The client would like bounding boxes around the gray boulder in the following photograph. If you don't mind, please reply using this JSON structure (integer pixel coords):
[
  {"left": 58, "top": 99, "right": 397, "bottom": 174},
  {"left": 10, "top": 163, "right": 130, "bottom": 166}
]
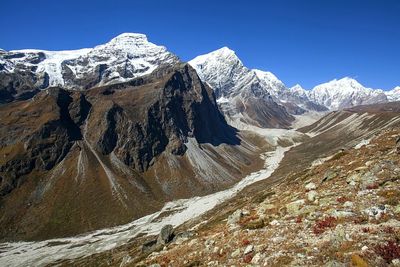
[{"left": 157, "top": 224, "right": 175, "bottom": 245}]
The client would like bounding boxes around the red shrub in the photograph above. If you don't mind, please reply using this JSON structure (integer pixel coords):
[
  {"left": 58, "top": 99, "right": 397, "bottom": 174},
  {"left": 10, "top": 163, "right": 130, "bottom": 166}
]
[
  {"left": 374, "top": 240, "right": 400, "bottom": 263},
  {"left": 362, "top": 227, "right": 370, "bottom": 233},
  {"left": 241, "top": 239, "right": 251, "bottom": 246},
  {"left": 337, "top": 196, "right": 349, "bottom": 203},
  {"left": 313, "top": 216, "right": 337, "bottom": 235},
  {"left": 295, "top": 216, "right": 302, "bottom": 223},
  {"left": 366, "top": 184, "right": 379, "bottom": 190},
  {"left": 243, "top": 253, "right": 254, "bottom": 263},
  {"left": 383, "top": 226, "right": 395, "bottom": 234}
]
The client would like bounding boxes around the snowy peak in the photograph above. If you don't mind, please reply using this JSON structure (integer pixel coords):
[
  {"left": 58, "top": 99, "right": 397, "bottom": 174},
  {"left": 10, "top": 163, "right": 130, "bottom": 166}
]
[
  {"left": 386, "top": 86, "right": 400, "bottom": 101},
  {"left": 316, "top": 77, "right": 367, "bottom": 93},
  {"left": 253, "top": 69, "right": 280, "bottom": 82},
  {"left": 211, "top": 46, "right": 237, "bottom": 57},
  {"left": 290, "top": 84, "right": 308, "bottom": 97},
  {"left": 309, "top": 77, "right": 388, "bottom": 110},
  {"left": 189, "top": 46, "right": 243, "bottom": 72},
  {"left": 94, "top": 32, "right": 168, "bottom": 54},
  {"left": 290, "top": 84, "right": 305, "bottom": 91},
  {"left": 253, "top": 69, "right": 286, "bottom": 93},
  {"left": 189, "top": 47, "right": 249, "bottom": 98},
  {"left": 0, "top": 33, "right": 180, "bottom": 92},
  {"left": 109, "top": 32, "right": 148, "bottom": 43},
  {"left": 189, "top": 47, "right": 288, "bottom": 98}
]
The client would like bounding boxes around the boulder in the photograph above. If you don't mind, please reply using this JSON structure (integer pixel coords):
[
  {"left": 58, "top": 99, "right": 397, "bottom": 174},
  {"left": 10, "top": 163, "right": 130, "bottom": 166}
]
[
  {"left": 322, "top": 170, "right": 338, "bottom": 182},
  {"left": 307, "top": 190, "right": 318, "bottom": 202},
  {"left": 157, "top": 224, "right": 175, "bottom": 245},
  {"left": 141, "top": 239, "right": 159, "bottom": 253},
  {"left": 227, "top": 209, "right": 243, "bottom": 225},
  {"left": 286, "top": 199, "right": 305, "bottom": 215},
  {"left": 305, "top": 182, "right": 317, "bottom": 190},
  {"left": 360, "top": 172, "right": 378, "bottom": 190},
  {"left": 244, "top": 245, "right": 254, "bottom": 255}
]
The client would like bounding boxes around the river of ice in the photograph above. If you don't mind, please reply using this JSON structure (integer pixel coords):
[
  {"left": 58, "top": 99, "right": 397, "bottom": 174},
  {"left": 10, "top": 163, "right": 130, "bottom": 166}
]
[{"left": 0, "top": 130, "right": 299, "bottom": 266}]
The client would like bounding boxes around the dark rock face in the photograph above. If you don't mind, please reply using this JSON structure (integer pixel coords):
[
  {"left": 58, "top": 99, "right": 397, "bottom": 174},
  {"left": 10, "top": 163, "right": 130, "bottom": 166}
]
[
  {"left": 0, "top": 52, "right": 49, "bottom": 103},
  {"left": 0, "top": 69, "right": 46, "bottom": 103},
  {"left": 89, "top": 64, "right": 239, "bottom": 172},
  {"left": 0, "top": 88, "right": 91, "bottom": 196}
]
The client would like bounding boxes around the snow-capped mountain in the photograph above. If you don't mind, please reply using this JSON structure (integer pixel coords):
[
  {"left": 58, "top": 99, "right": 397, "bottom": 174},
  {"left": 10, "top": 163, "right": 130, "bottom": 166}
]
[
  {"left": 308, "top": 77, "right": 388, "bottom": 110},
  {"left": 189, "top": 47, "right": 292, "bottom": 101},
  {"left": 0, "top": 33, "right": 179, "bottom": 102},
  {"left": 189, "top": 47, "right": 295, "bottom": 128},
  {"left": 189, "top": 47, "right": 256, "bottom": 98},
  {"left": 386, "top": 86, "right": 400, "bottom": 102},
  {"left": 189, "top": 47, "right": 329, "bottom": 128}
]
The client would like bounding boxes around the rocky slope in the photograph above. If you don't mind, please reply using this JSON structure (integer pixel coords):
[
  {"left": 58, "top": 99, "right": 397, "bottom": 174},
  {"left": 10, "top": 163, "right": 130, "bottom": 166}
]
[
  {"left": 46, "top": 102, "right": 400, "bottom": 267},
  {"left": 0, "top": 33, "right": 179, "bottom": 103},
  {"left": 136, "top": 128, "right": 400, "bottom": 267},
  {"left": 0, "top": 63, "right": 266, "bottom": 241}
]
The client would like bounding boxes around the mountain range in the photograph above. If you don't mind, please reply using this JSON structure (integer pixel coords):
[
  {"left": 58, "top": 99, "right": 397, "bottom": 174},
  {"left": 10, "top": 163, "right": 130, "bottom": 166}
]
[
  {"left": 189, "top": 47, "right": 399, "bottom": 126},
  {"left": 1, "top": 34, "right": 398, "bottom": 110}
]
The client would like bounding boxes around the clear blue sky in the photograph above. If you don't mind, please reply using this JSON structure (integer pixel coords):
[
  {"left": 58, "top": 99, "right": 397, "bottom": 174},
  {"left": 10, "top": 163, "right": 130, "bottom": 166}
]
[{"left": 1, "top": 0, "right": 399, "bottom": 90}]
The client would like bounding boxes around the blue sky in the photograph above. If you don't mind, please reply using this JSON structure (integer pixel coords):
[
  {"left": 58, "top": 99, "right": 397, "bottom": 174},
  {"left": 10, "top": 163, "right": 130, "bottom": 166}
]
[{"left": 1, "top": 0, "right": 399, "bottom": 90}]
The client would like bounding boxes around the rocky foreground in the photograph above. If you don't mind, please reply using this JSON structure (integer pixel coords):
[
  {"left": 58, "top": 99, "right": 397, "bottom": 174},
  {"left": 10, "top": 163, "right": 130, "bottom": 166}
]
[{"left": 129, "top": 129, "right": 400, "bottom": 267}]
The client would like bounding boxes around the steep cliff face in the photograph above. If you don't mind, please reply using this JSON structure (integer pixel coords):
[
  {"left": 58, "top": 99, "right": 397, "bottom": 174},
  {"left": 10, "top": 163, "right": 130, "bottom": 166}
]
[{"left": 0, "top": 64, "right": 265, "bottom": 241}]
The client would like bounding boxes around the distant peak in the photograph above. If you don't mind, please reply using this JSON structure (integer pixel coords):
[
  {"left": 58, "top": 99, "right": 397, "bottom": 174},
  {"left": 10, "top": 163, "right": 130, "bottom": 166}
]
[
  {"left": 290, "top": 84, "right": 304, "bottom": 90},
  {"left": 189, "top": 46, "right": 240, "bottom": 67},
  {"left": 325, "top": 77, "right": 363, "bottom": 87},
  {"left": 253, "top": 69, "right": 278, "bottom": 80},
  {"left": 338, "top": 76, "right": 357, "bottom": 82}
]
